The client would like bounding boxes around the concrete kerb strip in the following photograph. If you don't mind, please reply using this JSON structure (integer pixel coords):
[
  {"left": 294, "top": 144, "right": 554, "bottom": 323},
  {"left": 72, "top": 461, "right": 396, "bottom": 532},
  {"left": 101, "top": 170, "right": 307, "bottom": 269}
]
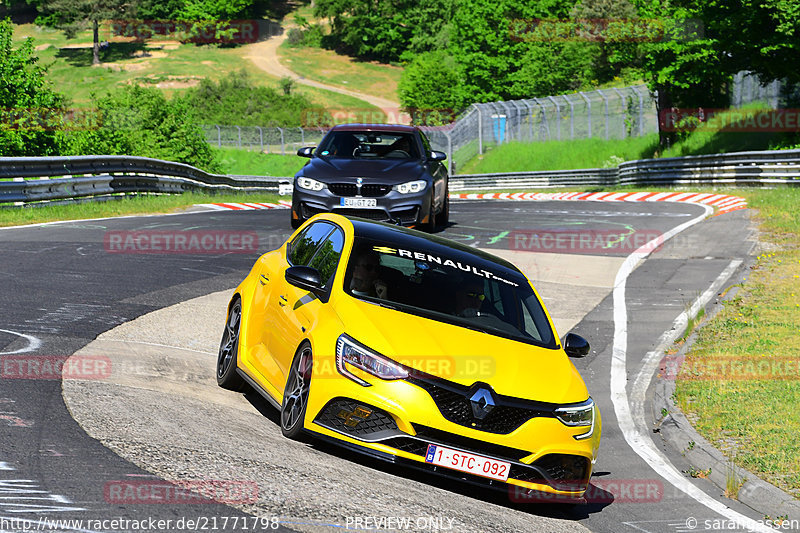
[
  {"left": 449, "top": 191, "right": 748, "bottom": 216},
  {"left": 653, "top": 291, "right": 800, "bottom": 521}
]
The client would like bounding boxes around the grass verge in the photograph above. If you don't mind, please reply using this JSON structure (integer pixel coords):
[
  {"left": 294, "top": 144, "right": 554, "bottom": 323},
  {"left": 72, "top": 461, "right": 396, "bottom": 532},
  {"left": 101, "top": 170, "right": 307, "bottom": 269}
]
[
  {"left": 0, "top": 191, "right": 283, "bottom": 228},
  {"left": 214, "top": 148, "right": 302, "bottom": 177},
  {"left": 459, "top": 135, "right": 659, "bottom": 174},
  {"left": 672, "top": 187, "right": 800, "bottom": 499}
]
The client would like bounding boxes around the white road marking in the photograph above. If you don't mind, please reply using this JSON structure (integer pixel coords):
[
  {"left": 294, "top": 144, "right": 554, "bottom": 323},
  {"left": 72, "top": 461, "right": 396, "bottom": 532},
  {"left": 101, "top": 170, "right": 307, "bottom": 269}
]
[
  {"left": 610, "top": 207, "right": 773, "bottom": 532},
  {"left": 0, "top": 330, "right": 41, "bottom": 355}
]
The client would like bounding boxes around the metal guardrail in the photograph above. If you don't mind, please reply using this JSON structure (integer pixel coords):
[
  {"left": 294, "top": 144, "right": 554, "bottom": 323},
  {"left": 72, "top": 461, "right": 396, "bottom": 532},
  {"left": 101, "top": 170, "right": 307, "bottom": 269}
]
[
  {"left": 0, "top": 155, "right": 290, "bottom": 204},
  {"left": 450, "top": 149, "right": 800, "bottom": 191},
  {"left": 0, "top": 150, "right": 797, "bottom": 205}
]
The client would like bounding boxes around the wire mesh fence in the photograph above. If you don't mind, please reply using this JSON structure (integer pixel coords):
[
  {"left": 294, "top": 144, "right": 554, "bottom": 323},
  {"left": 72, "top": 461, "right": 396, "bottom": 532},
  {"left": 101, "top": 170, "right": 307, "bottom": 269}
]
[
  {"left": 199, "top": 73, "right": 790, "bottom": 175},
  {"left": 419, "top": 85, "right": 657, "bottom": 173}
]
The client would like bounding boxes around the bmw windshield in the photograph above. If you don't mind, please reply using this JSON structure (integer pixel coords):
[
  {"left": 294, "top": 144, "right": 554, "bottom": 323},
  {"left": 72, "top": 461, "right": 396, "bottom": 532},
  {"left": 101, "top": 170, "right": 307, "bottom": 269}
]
[
  {"left": 317, "top": 131, "right": 419, "bottom": 160},
  {"left": 343, "top": 238, "right": 557, "bottom": 349}
]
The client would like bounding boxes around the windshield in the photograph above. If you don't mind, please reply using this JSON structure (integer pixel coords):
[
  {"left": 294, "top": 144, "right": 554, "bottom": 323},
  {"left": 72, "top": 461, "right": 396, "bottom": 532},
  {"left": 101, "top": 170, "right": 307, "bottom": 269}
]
[
  {"left": 343, "top": 238, "right": 556, "bottom": 348},
  {"left": 317, "top": 131, "right": 419, "bottom": 160}
]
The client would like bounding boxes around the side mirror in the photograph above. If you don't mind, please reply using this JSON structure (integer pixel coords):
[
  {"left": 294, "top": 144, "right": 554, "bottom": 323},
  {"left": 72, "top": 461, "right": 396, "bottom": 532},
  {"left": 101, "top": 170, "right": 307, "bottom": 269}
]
[
  {"left": 297, "top": 146, "right": 315, "bottom": 158},
  {"left": 429, "top": 150, "right": 447, "bottom": 162},
  {"left": 564, "top": 333, "right": 590, "bottom": 358},
  {"left": 285, "top": 266, "right": 324, "bottom": 294}
]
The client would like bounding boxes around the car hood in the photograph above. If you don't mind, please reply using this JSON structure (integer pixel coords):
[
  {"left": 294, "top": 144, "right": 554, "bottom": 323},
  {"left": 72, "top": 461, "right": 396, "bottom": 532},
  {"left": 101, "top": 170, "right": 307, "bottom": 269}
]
[
  {"left": 335, "top": 296, "right": 589, "bottom": 405},
  {"left": 297, "top": 157, "right": 426, "bottom": 183}
]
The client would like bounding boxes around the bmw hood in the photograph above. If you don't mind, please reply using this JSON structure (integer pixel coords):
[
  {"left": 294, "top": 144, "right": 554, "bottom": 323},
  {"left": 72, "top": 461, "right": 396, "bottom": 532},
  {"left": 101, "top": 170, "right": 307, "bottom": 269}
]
[
  {"left": 335, "top": 297, "right": 589, "bottom": 405},
  {"left": 297, "top": 158, "right": 426, "bottom": 184}
]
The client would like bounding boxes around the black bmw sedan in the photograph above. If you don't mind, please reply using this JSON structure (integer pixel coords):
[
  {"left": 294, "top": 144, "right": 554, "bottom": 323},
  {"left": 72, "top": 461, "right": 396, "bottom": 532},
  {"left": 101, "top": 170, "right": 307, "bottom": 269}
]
[{"left": 290, "top": 124, "right": 449, "bottom": 231}]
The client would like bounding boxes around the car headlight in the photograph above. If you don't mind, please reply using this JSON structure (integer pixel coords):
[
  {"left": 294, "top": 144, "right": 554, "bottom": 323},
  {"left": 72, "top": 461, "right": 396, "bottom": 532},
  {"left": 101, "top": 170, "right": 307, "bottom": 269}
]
[
  {"left": 297, "top": 177, "right": 325, "bottom": 191},
  {"left": 555, "top": 398, "right": 596, "bottom": 440},
  {"left": 393, "top": 180, "right": 427, "bottom": 194},
  {"left": 336, "top": 334, "right": 408, "bottom": 387}
]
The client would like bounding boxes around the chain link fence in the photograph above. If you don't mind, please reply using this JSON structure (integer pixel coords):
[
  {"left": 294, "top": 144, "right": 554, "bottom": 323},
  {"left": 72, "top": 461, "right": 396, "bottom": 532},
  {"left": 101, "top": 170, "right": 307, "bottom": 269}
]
[
  {"left": 419, "top": 85, "right": 657, "bottom": 174},
  {"left": 199, "top": 125, "right": 328, "bottom": 155},
  {"left": 200, "top": 73, "right": 790, "bottom": 175}
]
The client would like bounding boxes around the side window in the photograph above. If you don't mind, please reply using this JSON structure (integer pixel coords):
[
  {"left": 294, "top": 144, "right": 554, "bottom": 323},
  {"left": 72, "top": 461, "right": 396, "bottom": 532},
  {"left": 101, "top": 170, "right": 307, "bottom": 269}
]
[
  {"left": 307, "top": 228, "right": 345, "bottom": 287},
  {"left": 419, "top": 132, "right": 432, "bottom": 152},
  {"left": 288, "top": 222, "right": 334, "bottom": 266}
]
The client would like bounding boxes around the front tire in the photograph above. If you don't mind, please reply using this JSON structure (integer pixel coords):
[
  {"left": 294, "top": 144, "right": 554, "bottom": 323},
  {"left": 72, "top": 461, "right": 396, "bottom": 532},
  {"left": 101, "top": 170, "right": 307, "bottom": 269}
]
[
  {"left": 217, "top": 299, "right": 247, "bottom": 391},
  {"left": 440, "top": 184, "right": 450, "bottom": 226},
  {"left": 281, "top": 343, "right": 313, "bottom": 439},
  {"left": 421, "top": 194, "right": 437, "bottom": 232}
]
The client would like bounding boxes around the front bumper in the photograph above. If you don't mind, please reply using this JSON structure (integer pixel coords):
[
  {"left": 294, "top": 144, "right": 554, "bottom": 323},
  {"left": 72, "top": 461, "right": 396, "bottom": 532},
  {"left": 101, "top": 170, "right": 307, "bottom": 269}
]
[
  {"left": 293, "top": 185, "right": 430, "bottom": 226},
  {"left": 303, "top": 365, "right": 600, "bottom": 497}
]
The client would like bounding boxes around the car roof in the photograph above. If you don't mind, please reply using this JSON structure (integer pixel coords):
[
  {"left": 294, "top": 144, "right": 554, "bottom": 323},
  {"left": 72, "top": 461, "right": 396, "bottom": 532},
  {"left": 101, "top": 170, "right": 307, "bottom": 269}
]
[
  {"left": 329, "top": 123, "right": 419, "bottom": 134},
  {"left": 345, "top": 217, "right": 523, "bottom": 278}
]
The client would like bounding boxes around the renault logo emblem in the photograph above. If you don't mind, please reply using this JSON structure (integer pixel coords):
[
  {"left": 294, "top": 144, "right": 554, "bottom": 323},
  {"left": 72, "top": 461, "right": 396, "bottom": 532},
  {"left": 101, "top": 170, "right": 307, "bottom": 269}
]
[{"left": 469, "top": 388, "right": 495, "bottom": 420}]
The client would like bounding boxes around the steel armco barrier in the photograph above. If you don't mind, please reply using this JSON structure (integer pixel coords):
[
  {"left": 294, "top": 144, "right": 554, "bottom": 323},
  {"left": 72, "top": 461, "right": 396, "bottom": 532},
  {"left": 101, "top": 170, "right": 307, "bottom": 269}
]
[
  {"left": 0, "top": 155, "right": 290, "bottom": 204},
  {"left": 0, "top": 150, "right": 798, "bottom": 205},
  {"left": 449, "top": 149, "right": 800, "bottom": 191}
]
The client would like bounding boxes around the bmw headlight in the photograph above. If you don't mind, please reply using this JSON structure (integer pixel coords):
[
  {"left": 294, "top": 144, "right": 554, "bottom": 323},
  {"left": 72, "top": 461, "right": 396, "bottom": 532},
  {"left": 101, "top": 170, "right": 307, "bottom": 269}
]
[
  {"left": 297, "top": 177, "right": 325, "bottom": 191},
  {"left": 336, "top": 334, "right": 408, "bottom": 387},
  {"left": 393, "top": 180, "right": 427, "bottom": 194},
  {"left": 555, "top": 398, "right": 596, "bottom": 440}
]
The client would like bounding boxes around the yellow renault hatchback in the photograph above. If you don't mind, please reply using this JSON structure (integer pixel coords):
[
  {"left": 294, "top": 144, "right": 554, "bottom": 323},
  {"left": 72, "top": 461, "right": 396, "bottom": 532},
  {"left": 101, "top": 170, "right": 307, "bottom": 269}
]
[{"left": 217, "top": 213, "right": 600, "bottom": 498}]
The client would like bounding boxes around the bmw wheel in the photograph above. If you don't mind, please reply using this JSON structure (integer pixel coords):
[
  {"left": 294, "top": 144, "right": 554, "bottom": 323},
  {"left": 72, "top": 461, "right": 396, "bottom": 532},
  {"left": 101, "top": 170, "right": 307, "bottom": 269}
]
[
  {"left": 421, "top": 194, "right": 437, "bottom": 232},
  {"left": 217, "top": 298, "right": 246, "bottom": 391},
  {"left": 281, "top": 342, "right": 313, "bottom": 439}
]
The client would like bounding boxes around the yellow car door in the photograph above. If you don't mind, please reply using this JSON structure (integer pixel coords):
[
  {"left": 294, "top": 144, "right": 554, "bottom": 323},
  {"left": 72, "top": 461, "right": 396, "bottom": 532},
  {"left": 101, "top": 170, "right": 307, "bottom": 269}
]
[{"left": 266, "top": 221, "right": 345, "bottom": 389}]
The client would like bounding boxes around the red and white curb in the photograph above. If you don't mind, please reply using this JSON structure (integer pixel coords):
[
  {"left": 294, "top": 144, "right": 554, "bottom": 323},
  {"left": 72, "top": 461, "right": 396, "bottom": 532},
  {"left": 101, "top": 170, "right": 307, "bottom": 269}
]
[
  {"left": 196, "top": 191, "right": 748, "bottom": 216},
  {"left": 196, "top": 200, "right": 291, "bottom": 211},
  {"left": 451, "top": 191, "right": 747, "bottom": 215}
]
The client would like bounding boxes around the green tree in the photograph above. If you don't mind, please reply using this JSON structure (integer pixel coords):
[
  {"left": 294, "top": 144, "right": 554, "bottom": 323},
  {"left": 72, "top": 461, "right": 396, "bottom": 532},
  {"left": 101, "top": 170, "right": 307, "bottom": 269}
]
[
  {"left": 66, "top": 85, "right": 219, "bottom": 171},
  {"left": 40, "top": 0, "right": 138, "bottom": 65},
  {"left": 0, "top": 19, "right": 68, "bottom": 156},
  {"left": 398, "top": 50, "right": 468, "bottom": 124}
]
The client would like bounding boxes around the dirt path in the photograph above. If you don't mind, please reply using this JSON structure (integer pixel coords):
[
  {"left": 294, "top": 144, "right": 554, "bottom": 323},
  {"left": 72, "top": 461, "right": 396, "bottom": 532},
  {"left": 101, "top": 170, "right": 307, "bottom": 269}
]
[{"left": 242, "top": 29, "right": 409, "bottom": 123}]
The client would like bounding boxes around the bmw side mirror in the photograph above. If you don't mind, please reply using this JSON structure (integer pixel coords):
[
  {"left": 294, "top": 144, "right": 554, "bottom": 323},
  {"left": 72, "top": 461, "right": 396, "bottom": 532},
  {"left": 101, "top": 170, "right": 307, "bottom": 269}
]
[
  {"left": 285, "top": 266, "right": 324, "bottom": 294},
  {"left": 564, "top": 333, "right": 590, "bottom": 358},
  {"left": 429, "top": 150, "right": 447, "bottom": 161},
  {"left": 297, "top": 146, "right": 315, "bottom": 158}
]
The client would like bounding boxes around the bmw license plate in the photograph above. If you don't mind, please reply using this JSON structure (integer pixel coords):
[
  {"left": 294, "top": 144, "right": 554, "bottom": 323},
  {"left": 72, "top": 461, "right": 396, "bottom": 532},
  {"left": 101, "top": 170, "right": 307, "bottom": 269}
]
[
  {"left": 341, "top": 197, "right": 377, "bottom": 208},
  {"left": 425, "top": 444, "right": 510, "bottom": 481}
]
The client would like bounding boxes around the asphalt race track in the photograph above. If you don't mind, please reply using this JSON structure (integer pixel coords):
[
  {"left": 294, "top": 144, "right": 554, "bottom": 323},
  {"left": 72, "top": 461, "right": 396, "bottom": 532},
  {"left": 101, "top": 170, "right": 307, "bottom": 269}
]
[{"left": 0, "top": 199, "right": 775, "bottom": 533}]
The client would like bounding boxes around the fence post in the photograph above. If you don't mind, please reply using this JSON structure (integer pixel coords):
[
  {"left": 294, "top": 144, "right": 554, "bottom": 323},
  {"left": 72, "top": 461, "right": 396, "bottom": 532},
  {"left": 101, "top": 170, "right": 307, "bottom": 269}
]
[
  {"left": 547, "top": 96, "right": 561, "bottom": 141},
  {"left": 299, "top": 127, "right": 305, "bottom": 147},
  {"left": 215, "top": 125, "right": 221, "bottom": 148},
  {"left": 611, "top": 88, "right": 626, "bottom": 138},
  {"left": 564, "top": 94, "right": 575, "bottom": 139},
  {"left": 444, "top": 130, "right": 453, "bottom": 175},
  {"left": 633, "top": 86, "right": 645, "bottom": 136},
  {"left": 500, "top": 101, "right": 514, "bottom": 143},
  {"left": 256, "top": 126, "right": 263, "bottom": 152},
  {"left": 235, "top": 126, "right": 242, "bottom": 148},
  {"left": 579, "top": 91, "right": 591, "bottom": 139},
  {"left": 599, "top": 89, "right": 609, "bottom": 140},
  {"left": 277, "top": 127, "right": 285, "bottom": 155},
  {"left": 477, "top": 105, "right": 483, "bottom": 155}
]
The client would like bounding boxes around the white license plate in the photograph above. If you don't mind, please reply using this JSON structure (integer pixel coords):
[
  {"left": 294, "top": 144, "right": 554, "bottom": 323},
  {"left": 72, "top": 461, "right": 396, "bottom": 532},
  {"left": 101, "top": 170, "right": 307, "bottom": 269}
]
[
  {"left": 340, "top": 197, "right": 377, "bottom": 208},
  {"left": 424, "top": 444, "right": 510, "bottom": 481}
]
